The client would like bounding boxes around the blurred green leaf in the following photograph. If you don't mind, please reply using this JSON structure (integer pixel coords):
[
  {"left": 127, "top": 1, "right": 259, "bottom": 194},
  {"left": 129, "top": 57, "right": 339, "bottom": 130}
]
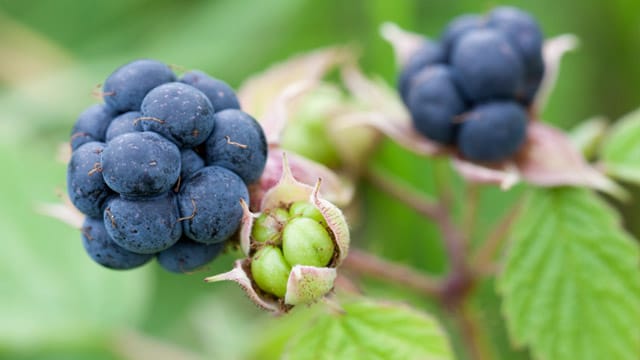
[
  {"left": 284, "top": 298, "right": 453, "bottom": 360},
  {"left": 0, "top": 145, "right": 153, "bottom": 350},
  {"left": 600, "top": 108, "right": 640, "bottom": 184},
  {"left": 498, "top": 188, "right": 640, "bottom": 360}
]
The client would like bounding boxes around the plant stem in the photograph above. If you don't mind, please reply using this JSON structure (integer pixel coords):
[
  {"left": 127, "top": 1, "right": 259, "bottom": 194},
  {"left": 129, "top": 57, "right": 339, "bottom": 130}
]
[
  {"left": 341, "top": 248, "right": 443, "bottom": 298},
  {"left": 450, "top": 304, "right": 491, "bottom": 360},
  {"left": 365, "top": 166, "right": 440, "bottom": 219},
  {"left": 364, "top": 167, "right": 472, "bottom": 293},
  {"left": 365, "top": 166, "right": 493, "bottom": 360},
  {"left": 471, "top": 201, "right": 523, "bottom": 275},
  {"left": 462, "top": 183, "right": 480, "bottom": 244}
]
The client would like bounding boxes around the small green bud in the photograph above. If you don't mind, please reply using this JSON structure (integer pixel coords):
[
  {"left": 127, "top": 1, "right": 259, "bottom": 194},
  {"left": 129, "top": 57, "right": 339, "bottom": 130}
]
[
  {"left": 282, "top": 217, "right": 335, "bottom": 267},
  {"left": 289, "top": 201, "right": 326, "bottom": 225},
  {"left": 251, "top": 246, "right": 291, "bottom": 298}
]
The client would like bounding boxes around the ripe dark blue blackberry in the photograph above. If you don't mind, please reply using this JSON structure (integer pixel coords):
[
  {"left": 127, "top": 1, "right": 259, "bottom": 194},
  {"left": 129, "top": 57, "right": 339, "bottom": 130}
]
[
  {"left": 101, "top": 131, "right": 181, "bottom": 197},
  {"left": 488, "top": 7, "right": 543, "bottom": 71},
  {"left": 457, "top": 101, "right": 527, "bottom": 162},
  {"left": 67, "top": 141, "right": 112, "bottom": 218},
  {"left": 157, "top": 237, "right": 225, "bottom": 273},
  {"left": 178, "top": 165, "right": 249, "bottom": 244},
  {"left": 398, "top": 41, "right": 445, "bottom": 102},
  {"left": 406, "top": 65, "right": 467, "bottom": 145},
  {"left": 441, "top": 14, "right": 484, "bottom": 60},
  {"left": 451, "top": 29, "right": 524, "bottom": 102},
  {"left": 180, "top": 70, "right": 241, "bottom": 112},
  {"left": 104, "top": 193, "right": 182, "bottom": 254},
  {"left": 204, "top": 109, "right": 267, "bottom": 184},
  {"left": 140, "top": 82, "right": 216, "bottom": 148},
  {"left": 105, "top": 111, "right": 142, "bottom": 142},
  {"left": 102, "top": 59, "right": 175, "bottom": 112},
  {"left": 71, "top": 59, "right": 266, "bottom": 273},
  {"left": 70, "top": 104, "right": 115, "bottom": 150},
  {"left": 488, "top": 6, "right": 544, "bottom": 104},
  {"left": 82, "top": 217, "right": 153, "bottom": 270},
  {"left": 180, "top": 149, "right": 205, "bottom": 181}
]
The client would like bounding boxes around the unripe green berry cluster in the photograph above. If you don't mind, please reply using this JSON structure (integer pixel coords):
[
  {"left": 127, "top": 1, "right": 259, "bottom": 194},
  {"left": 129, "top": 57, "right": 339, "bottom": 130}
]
[{"left": 250, "top": 201, "right": 334, "bottom": 298}]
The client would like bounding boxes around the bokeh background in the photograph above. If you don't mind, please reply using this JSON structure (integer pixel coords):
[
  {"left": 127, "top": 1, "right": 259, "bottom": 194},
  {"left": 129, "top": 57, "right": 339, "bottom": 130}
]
[{"left": 1, "top": 1, "right": 639, "bottom": 359}]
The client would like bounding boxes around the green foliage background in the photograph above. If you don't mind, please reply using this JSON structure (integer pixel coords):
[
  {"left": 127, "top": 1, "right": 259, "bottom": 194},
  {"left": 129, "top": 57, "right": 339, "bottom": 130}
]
[{"left": 0, "top": 1, "right": 638, "bottom": 359}]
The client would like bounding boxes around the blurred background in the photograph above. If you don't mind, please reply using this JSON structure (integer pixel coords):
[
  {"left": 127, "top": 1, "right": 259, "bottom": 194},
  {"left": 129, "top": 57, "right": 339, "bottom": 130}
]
[{"left": 1, "top": 1, "right": 638, "bottom": 359}]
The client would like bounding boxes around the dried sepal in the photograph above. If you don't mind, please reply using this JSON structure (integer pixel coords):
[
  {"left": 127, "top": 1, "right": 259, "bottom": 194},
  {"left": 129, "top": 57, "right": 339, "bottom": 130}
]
[
  {"left": 260, "top": 152, "right": 316, "bottom": 210},
  {"left": 284, "top": 265, "right": 337, "bottom": 306},
  {"left": 534, "top": 34, "right": 579, "bottom": 112},
  {"left": 451, "top": 122, "right": 626, "bottom": 198},
  {"left": 379, "top": 22, "right": 426, "bottom": 67},
  {"left": 37, "top": 189, "right": 85, "bottom": 229},
  {"left": 310, "top": 180, "right": 350, "bottom": 266},
  {"left": 260, "top": 80, "right": 319, "bottom": 146},
  {"left": 341, "top": 64, "right": 407, "bottom": 119},
  {"left": 337, "top": 111, "right": 444, "bottom": 157},
  {"left": 252, "top": 151, "right": 354, "bottom": 209},
  {"left": 204, "top": 259, "right": 285, "bottom": 313},
  {"left": 516, "top": 122, "right": 626, "bottom": 198},
  {"left": 451, "top": 159, "right": 520, "bottom": 190},
  {"left": 238, "top": 47, "right": 353, "bottom": 121},
  {"left": 238, "top": 198, "right": 255, "bottom": 256}
]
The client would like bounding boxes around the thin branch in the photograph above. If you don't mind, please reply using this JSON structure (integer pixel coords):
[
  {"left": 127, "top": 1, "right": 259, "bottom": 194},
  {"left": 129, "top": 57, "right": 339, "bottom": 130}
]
[
  {"left": 462, "top": 183, "right": 480, "bottom": 246},
  {"left": 365, "top": 166, "right": 441, "bottom": 219},
  {"left": 341, "top": 248, "right": 443, "bottom": 299},
  {"left": 450, "top": 304, "right": 492, "bottom": 360},
  {"left": 364, "top": 166, "right": 470, "bottom": 290},
  {"left": 432, "top": 159, "right": 455, "bottom": 212},
  {"left": 471, "top": 201, "right": 523, "bottom": 275}
]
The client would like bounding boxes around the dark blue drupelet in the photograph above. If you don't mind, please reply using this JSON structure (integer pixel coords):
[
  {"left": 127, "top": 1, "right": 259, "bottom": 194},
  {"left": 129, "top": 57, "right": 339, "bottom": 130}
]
[
  {"left": 204, "top": 109, "right": 267, "bottom": 184},
  {"left": 457, "top": 101, "right": 527, "bottom": 162},
  {"left": 178, "top": 165, "right": 249, "bottom": 244},
  {"left": 67, "top": 141, "right": 112, "bottom": 218},
  {"left": 103, "top": 193, "right": 182, "bottom": 254},
  {"left": 101, "top": 131, "right": 181, "bottom": 197},
  {"left": 102, "top": 59, "right": 176, "bottom": 113},
  {"left": 82, "top": 216, "right": 153, "bottom": 270},
  {"left": 180, "top": 70, "right": 241, "bottom": 112},
  {"left": 140, "top": 82, "right": 216, "bottom": 148}
]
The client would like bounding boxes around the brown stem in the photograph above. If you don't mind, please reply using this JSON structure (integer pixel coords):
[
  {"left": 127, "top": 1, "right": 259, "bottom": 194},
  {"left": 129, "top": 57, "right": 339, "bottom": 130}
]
[
  {"left": 341, "top": 248, "right": 443, "bottom": 299},
  {"left": 462, "top": 183, "right": 480, "bottom": 245},
  {"left": 364, "top": 166, "right": 495, "bottom": 360},
  {"left": 364, "top": 167, "right": 473, "bottom": 297},
  {"left": 365, "top": 166, "right": 440, "bottom": 219},
  {"left": 450, "top": 304, "right": 491, "bottom": 360},
  {"left": 471, "top": 201, "right": 523, "bottom": 275}
]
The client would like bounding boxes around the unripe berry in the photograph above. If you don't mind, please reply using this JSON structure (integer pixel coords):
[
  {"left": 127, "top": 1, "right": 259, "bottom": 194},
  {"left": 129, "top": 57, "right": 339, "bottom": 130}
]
[
  {"left": 282, "top": 217, "right": 334, "bottom": 267},
  {"left": 251, "top": 246, "right": 292, "bottom": 298},
  {"left": 251, "top": 208, "right": 290, "bottom": 244},
  {"left": 289, "top": 201, "right": 325, "bottom": 225}
]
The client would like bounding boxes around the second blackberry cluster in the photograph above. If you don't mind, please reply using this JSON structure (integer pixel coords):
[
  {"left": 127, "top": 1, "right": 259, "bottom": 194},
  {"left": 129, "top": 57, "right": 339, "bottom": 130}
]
[{"left": 398, "top": 6, "right": 544, "bottom": 163}]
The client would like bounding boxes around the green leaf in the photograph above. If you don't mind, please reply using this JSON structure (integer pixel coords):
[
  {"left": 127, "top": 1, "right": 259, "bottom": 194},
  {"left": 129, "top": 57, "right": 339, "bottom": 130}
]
[
  {"left": 498, "top": 188, "right": 640, "bottom": 360},
  {"left": 283, "top": 299, "right": 453, "bottom": 360},
  {"left": 0, "top": 145, "right": 153, "bottom": 349},
  {"left": 600, "top": 108, "right": 640, "bottom": 184}
]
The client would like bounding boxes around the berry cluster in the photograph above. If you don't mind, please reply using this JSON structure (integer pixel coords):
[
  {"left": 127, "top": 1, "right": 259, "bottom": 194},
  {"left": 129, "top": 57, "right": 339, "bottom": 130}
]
[
  {"left": 250, "top": 201, "right": 335, "bottom": 298},
  {"left": 68, "top": 59, "right": 267, "bottom": 273},
  {"left": 398, "top": 6, "right": 544, "bottom": 162}
]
